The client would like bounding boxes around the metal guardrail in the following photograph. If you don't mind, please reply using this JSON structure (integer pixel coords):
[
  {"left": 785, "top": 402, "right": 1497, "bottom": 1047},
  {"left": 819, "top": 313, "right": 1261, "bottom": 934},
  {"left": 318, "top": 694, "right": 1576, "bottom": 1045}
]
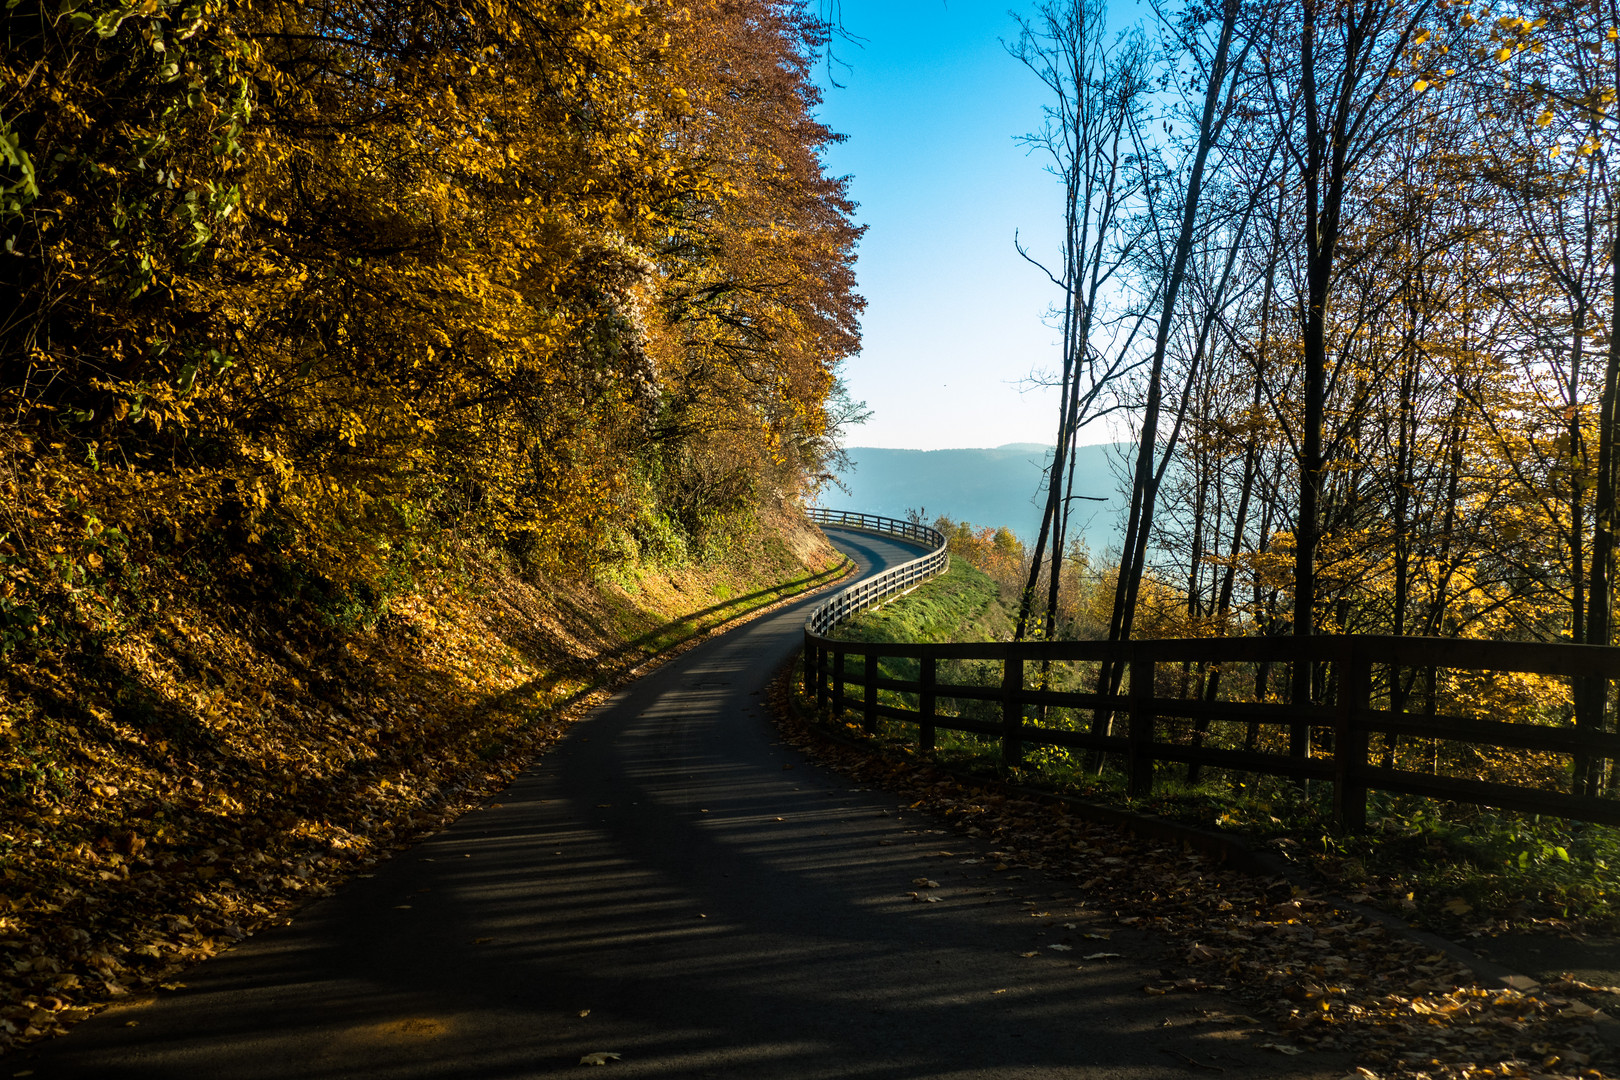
[{"left": 804, "top": 508, "right": 949, "bottom": 638}]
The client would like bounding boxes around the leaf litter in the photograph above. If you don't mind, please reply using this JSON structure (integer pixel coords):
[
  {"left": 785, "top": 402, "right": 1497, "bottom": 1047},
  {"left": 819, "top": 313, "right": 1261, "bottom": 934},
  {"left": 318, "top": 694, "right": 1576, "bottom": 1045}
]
[
  {"left": 0, "top": 521, "right": 850, "bottom": 1056},
  {"left": 770, "top": 681, "right": 1619, "bottom": 1080}
]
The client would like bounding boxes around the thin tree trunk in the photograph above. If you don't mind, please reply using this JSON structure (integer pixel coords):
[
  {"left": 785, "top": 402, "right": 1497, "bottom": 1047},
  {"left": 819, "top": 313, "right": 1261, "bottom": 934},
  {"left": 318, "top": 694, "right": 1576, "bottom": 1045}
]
[{"left": 1091, "top": 1, "right": 1247, "bottom": 748}]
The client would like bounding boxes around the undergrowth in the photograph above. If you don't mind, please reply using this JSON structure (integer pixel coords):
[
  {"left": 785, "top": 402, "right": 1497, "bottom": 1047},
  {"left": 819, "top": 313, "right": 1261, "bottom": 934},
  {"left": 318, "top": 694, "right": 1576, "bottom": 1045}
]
[{"left": 818, "top": 559, "right": 1620, "bottom": 937}]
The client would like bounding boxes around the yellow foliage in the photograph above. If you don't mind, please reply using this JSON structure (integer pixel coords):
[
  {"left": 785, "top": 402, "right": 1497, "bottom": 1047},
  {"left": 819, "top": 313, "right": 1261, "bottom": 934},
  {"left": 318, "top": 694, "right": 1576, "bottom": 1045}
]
[{"left": 1, "top": 0, "right": 862, "bottom": 647}]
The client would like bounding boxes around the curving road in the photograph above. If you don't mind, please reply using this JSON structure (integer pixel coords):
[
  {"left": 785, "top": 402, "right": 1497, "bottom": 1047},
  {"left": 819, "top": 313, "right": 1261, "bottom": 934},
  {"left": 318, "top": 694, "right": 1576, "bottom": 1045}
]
[{"left": 22, "top": 528, "right": 1345, "bottom": 1079}]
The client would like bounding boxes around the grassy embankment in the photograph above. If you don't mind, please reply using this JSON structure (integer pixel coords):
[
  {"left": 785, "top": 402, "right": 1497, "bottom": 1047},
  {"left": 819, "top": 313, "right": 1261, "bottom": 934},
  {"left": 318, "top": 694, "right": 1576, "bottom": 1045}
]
[
  {"left": 815, "top": 557, "right": 1620, "bottom": 936},
  {"left": 0, "top": 503, "right": 847, "bottom": 1053}
]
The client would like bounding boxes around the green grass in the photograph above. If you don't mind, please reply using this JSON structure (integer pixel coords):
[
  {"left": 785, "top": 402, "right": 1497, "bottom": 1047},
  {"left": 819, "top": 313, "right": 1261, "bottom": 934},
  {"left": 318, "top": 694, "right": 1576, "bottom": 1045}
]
[
  {"left": 834, "top": 559, "right": 1012, "bottom": 645},
  {"left": 810, "top": 560, "right": 1620, "bottom": 933}
]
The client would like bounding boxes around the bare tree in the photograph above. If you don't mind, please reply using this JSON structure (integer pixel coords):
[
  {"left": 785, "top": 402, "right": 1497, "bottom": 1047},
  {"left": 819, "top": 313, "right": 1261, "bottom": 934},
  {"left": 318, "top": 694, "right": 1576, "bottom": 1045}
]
[
  {"left": 1009, "top": 0, "right": 1152, "bottom": 644},
  {"left": 1089, "top": 0, "right": 1266, "bottom": 737}
]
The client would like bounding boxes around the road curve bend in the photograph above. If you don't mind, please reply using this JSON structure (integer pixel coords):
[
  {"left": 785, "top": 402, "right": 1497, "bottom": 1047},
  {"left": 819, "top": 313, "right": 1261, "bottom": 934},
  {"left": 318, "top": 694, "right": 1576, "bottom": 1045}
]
[{"left": 22, "top": 527, "right": 1345, "bottom": 1080}]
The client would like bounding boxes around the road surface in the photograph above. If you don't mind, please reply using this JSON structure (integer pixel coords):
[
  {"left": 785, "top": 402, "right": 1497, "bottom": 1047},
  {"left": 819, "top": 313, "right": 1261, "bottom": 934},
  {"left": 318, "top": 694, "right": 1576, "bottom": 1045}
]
[{"left": 20, "top": 527, "right": 1349, "bottom": 1078}]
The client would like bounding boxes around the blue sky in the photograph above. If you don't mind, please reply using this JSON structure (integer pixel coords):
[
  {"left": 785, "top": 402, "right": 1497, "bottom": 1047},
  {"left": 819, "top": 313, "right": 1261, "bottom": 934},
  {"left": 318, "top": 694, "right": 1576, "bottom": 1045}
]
[{"left": 814, "top": 1, "right": 1135, "bottom": 451}]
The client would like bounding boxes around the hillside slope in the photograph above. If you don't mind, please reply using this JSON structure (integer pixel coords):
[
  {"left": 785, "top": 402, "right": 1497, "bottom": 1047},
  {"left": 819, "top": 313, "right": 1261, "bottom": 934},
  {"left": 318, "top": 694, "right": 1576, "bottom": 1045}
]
[{"left": 0, "top": 503, "right": 844, "bottom": 1052}]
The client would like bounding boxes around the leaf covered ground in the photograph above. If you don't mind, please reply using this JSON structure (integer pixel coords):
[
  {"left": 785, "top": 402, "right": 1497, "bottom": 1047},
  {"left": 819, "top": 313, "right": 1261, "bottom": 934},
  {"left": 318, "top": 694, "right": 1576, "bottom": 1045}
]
[
  {"left": 0, "top": 505, "right": 846, "bottom": 1055},
  {"left": 772, "top": 674, "right": 1619, "bottom": 1080}
]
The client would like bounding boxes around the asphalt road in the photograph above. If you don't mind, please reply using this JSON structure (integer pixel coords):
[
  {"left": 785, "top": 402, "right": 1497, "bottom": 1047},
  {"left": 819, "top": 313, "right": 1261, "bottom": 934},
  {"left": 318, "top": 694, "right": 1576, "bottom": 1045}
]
[{"left": 21, "top": 528, "right": 1351, "bottom": 1079}]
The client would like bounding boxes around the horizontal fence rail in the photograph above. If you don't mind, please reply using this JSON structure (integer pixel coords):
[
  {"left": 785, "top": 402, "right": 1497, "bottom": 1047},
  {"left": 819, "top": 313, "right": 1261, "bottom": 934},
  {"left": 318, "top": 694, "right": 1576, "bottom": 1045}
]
[
  {"left": 804, "top": 508, "right": 950, "bottom": 638},
  {"left": 802, "top": 512, "right": 1620, "bottom": 831}
]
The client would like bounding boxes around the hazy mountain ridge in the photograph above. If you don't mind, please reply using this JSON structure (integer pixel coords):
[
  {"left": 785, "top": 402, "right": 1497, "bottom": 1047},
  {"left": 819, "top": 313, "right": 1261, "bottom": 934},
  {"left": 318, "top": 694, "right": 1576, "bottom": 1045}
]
[{"left": 819, "top": 443, "right": 1126, "bottom": 554}]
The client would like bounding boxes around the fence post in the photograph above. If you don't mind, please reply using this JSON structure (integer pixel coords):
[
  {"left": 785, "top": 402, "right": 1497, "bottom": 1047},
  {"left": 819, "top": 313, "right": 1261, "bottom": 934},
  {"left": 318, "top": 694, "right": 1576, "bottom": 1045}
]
[
  {"left": 833, "top": 649, "right": 847, "bottom": 721},
  {"left": 1128, "top": 657, "right": 1156, "bottom": 798},
  {"left": 1333, "top": 642, "right": 1371, "bottom": 832},
  {"left": 864, "top": 653, "right": 880, "bottom": 735},
  {"left": 814, "top": 638, "right": 828, "bottom": 712},
  {"left": 1290, "top": 644, "right": 1312, "bottom": 774},
  {"left": 803, "top": 631, "right": 816, "bottom": 699},
  {"left": 1575, "top": 675, "right": 1606, "bottom": 796},
  {"left": 920, "top": 655, "right": 937, "bottom": 754},
  {"left": 1002, "top": 655, "right": 1024, "bottom": 766}
]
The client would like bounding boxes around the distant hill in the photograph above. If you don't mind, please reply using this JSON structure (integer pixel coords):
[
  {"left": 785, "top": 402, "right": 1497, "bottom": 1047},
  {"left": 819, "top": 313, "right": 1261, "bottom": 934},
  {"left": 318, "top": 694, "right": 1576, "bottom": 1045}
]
[{"left": 818, "top": 442, "right": 1126, "bottom": 555}]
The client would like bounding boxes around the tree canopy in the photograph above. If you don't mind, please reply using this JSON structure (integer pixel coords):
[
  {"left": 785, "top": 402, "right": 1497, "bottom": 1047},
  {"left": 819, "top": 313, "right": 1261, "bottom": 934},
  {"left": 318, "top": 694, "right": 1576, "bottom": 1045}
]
[{"left": 1, "top": 0, "right": 863, "bottom": 647}]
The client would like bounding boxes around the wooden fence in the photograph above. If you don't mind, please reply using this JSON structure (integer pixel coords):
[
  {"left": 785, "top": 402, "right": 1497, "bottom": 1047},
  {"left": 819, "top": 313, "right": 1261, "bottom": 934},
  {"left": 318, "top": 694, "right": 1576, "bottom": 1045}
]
[{"left": 803, "top": 510, "right": 1620, "bottom": 830}]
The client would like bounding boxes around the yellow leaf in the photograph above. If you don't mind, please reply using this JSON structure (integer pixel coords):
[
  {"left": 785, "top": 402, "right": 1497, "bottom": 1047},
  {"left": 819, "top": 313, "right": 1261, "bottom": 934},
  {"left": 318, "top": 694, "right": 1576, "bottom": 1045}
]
[
  {"left": 1414, "top": 79, "right": 1431, "bottom": 92},
  {"left": 1444, "top": 897, "right": 1473, "bottom": 916}
]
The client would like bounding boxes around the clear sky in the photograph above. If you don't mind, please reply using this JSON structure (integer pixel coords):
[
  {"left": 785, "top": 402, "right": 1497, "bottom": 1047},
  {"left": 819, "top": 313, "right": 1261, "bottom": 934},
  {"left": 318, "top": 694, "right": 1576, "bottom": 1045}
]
[{"left": 814, "top": 1, "right": 1132, "bottom": 452}]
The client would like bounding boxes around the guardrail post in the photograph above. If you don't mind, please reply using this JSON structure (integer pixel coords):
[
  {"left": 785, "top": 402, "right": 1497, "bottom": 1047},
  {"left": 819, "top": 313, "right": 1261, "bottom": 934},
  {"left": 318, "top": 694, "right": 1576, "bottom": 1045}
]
[
  {"left": 1127, "top": 657, "right": 1155, "bottom": 798},
  {"left": 1002, "top": 655, "right": 1024, "bottom": 766},
  {"left": 833, "top": 648, "right": 847, "bottom": 721},
  {"left": 864, "top": 653, "right": 880, "bottom": 735},
  {"left": 920, "top": 655, "right": 937, "bottom": 754},
  {"left": 1333, "top": 643, "right": 1371, "bottom": 832}
]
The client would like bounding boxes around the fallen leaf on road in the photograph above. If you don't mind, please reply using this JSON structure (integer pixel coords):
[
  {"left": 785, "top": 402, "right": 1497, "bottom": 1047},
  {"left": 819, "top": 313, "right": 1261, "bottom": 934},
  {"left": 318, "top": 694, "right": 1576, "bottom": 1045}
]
[
  {"left": 912, "top": 877, "right": 939, "bottom": 888},
  {"left": 1196, "top": 1011, "right": 1260, "bottom": 1026},
  {"left": 1145, "top": 978, "right": 1214, "bottom": 994},
  {"left": 579, "top": 1052, "right": 621, "bottom": 1065},
  {"left": 770, "top": 681, "right": 1620, "bottom": 1080},
  {"left": 1258, "top": 1042, "right": 1304, "bottom": 1056},
  {"left": 1048, "top": 944, "right": 1073, "bottom": 952}
]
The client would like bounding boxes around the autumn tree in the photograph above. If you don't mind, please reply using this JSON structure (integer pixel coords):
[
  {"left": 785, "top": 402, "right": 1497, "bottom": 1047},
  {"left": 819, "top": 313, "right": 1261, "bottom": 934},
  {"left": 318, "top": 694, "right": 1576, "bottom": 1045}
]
[{"left": 0, "top": 0, "right": 863, "bottom": 652}]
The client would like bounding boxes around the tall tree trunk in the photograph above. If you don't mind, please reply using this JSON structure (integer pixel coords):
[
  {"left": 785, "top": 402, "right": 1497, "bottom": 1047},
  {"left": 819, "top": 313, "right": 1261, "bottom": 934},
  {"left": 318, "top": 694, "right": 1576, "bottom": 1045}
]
[
  {"left": 1579, "top": 233, "right": 1620, "bottom": 794},
  {"left": 1091, "top": 0, "right": 1246, "bottom": 744}
]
